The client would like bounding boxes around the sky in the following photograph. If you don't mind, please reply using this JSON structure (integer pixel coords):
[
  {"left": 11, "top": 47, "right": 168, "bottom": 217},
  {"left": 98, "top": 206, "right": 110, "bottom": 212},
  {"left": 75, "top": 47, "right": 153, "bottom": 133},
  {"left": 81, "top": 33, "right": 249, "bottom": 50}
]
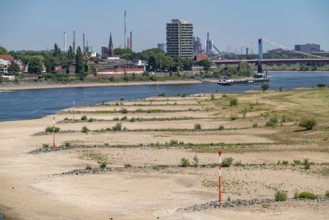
[{"left": 1, "top": 0, "right": 328, "bottom": 53}]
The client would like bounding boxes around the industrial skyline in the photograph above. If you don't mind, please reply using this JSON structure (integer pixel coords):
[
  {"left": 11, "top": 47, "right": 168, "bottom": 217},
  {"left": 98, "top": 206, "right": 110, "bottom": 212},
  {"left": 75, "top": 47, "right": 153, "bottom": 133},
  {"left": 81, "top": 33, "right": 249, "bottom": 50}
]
[{"left": 0, "top": 0, "right": 328, "bottom": 53}]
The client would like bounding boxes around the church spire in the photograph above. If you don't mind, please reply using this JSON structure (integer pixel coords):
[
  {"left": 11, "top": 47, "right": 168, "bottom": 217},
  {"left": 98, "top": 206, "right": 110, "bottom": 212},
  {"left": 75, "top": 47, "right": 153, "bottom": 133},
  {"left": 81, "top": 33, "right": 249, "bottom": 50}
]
[{"left": 108, "top": 33, "right": 114, "bottom": 57}]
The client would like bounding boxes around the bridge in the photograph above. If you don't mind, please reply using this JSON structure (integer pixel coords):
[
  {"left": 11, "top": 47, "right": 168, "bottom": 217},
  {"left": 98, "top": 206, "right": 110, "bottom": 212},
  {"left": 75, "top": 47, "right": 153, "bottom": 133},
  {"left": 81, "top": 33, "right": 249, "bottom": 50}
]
[
  {"left": 213, "top": 38, "right": 329, "bottom": 73},
  {"left": 214, "top": 58, "right": 329, "bottom": 65}
]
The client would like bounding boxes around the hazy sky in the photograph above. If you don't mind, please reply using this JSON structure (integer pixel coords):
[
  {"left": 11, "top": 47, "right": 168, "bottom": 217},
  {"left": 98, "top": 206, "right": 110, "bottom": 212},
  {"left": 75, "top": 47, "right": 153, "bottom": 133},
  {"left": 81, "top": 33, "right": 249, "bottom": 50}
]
[{"left": 1, "top": 0, "right": 328, "bottom": 53}]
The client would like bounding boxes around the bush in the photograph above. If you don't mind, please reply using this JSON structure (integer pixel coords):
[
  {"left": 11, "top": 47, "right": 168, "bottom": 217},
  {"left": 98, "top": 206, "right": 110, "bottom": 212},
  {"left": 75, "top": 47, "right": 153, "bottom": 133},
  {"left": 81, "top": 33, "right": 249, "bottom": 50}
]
[
  {"left": 180, "top": 158, "right": 190, "bottom": 167},
  {"left": 252, "top": 123, "right": 258, "bottom": 128},
  {"left": 275, "top": 191, "right": 288, "bottom": 201},
  {"left": 261, "top": 83, "right": 269, "bottom": 92},
  {"left": 81, "top": 115, "right": 88, "bottom": 121},
  {"left": 282, "top": 160, "right": 289, "bottom": 166},
  {"left": 218, "top": 125, "right": 225, "bottom": 130},
  {"left": 42, "top": 144, "right": 49, "bottom": 148},
  {"left": 194, "top": 123, "right": 202, "bottom": 130},
  {"left": 193, "top": 155, "right": 199, "bottom": 168},
  {"left": 317, "top": 83, "right": 326, "bottom": 88},
  {"left": 64, "top": 142, "right": 70, "bottom": 147},
  {"left": 158, "top": 92, "right": 166, "bottom": 97},
  {"left": 112, "top": 123, "right": 122, "bottom": 131},
  {"left": 325, "top": 191, "right": 329, "bottom": 198},
  {"left": 210, "top": 94, "right": 215, "bottom": 101},
  {"left": 45, "top": 126, "right": 60, "bottom": 133},
  {"left": 230, "top": 98, "right": 238, "bottom": 106},
  {"left": 230, "top": 115, "right": 238, "bottom": 120},
  {"left": 299, "top": 117, "right": 317, "bottom": 130},
  {"left": 222, "top": 157, "right": 234, "bottom": 167},
  {"left": 266, "top": 117, "right": 278, "bottom": 128},
  {"left": 124, "top": 163, "right": 132, "bottom": 168},
  {"left": 99, "top": 161, "right": 107, "bottom": 169},
  {"left": 82, "top": 126, "right": 90, "bottom": 133},
  {"left": 121, "top": 108, "right": 128, "bottom": 114},
  {"left": 86, "top": 165, "right": 92, "bottom": 170},
  {"left": 169, "top": 139, "right": 179, "bottom": 146},
  {"left": 293, "top": 160, "right": 301, "bottom": 165},
  {"left": 296, "top": 191, "right": 318, "bottom": 200}
]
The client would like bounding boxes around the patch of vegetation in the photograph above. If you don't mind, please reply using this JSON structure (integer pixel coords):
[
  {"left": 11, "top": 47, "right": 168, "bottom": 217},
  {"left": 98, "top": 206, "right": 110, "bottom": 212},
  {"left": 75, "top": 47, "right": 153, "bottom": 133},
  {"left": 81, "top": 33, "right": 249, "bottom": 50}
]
[
  {"left": 124, "top": 163, "right": 132, "bottom": 168},
  {"left": 152, "top": 165, "right": 169, "bottom": 170},
  {"left": 222, "top": 157, "right": 234, "bottom": 167},
  {"left": 230, "top": 115, "right": 238, "bottom": 120},
  {"left": 121, "top": 108, "right": 128, "bottom": 114},
  {"left": 45, "top": 126, "right": 60, "bottom": 133},
  {"left": 193, "top": 155, "right": 199, "bottom": 168},
  {"left": 294, "top": 191, "right": 318, "bottom": 200},
  {"left": 180, "top": 158, "right": 190, "bottom": 167},
  {"left": 230, "top": 98, "right": 238, "bottom": 106},
  {"left": 293, "top": 160, "right": 301, "bottom": 165},
  {"left": 99, "top": 161, "right": 107, "bottom": 170},
  {"left": 81, "top": 115, "right": 88, "bottom": 121},
  {"left": 299, "top": 117, "right": 317, "bottom": 130},
  {"left": 266, "top": 117, "right": 278, "bottom": 128},
  {"left": 317, "top": 83, "right": 327, "bottom": 88},
  {"left": 218, "top": 125, "right": 225, "bottom": 130},
  {"left": 81, "top": 126, "right": 90, "bottom": 133},
  {"left": 194, "top": 123, "right": 202, "bottom": 130},
  {"left": 325, "top": 191, "right": 329, "bottom": 198},
  {"left": 275, "top": 191, "right": 288, "bottom": 201},
  {"left": 158, "top": 92, "right": 166, "bottom": 97},
  {"left": 210, "top": 94, "right": 215, "bottom": 101},
  {"left": 112, "top": 123, "right": 122, "bottom": 131},
  {"left": 42, "top": 144, "right": 50, "bottom": 148},
  {"left": 85, "top": 165, "right": 92, "bottom": 170}
]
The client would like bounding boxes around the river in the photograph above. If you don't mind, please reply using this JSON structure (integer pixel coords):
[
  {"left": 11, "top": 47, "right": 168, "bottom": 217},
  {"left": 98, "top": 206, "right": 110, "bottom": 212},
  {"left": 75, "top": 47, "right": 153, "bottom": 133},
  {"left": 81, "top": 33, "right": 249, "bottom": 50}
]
[{"left": 0, "top": 71, "right": 328, "bottom": 121}]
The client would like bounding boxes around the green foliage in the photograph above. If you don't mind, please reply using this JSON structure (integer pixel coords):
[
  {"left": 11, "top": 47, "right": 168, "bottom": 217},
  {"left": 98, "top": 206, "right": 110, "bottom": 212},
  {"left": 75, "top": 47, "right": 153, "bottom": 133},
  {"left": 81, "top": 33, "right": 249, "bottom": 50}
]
[
  {"left": 194, "top": 123, "right": 202, "bottom": 130},
  {"left": 261, "top": 83, "right": 269, "bottom": 92},
  {"left": 325, "top": 191, "right": 329, "bottom": 198},
  {"left": 158, "top": 92, "right": 166, "bottom": 97},
  {"left": 180, "top": 158, "right": 190, "bottom": 167},
  {"left": 8, "top": 61, "right": 20, "bottom": 74},
  {"left": 64, "top": 142, "right": 70, "bottom": 147},
  {"left": 82, "top": 126, "right": 90, "bottom": 133},
  {"left": 28, "top": 56, "right": 44, "bottom": 74},
  {"left": 75, "top": 46, "right": 84, "bottom": 74},
  {"left": 275, "top": 191, "right": 288, "bottom": 201},
  {"left": 299, "top": 117, "right": 317, "bottom": 130},
  {"left": 295, "top": 191, "right": 318, "bottom": 200},
  {"left": 252, "top": 123, "right": 258, "bottom": 128},
  {"left": 222, "top": 157, "right": 234, "bottom": 167},
  {"left": 42, "top": 144, "right": 50, "bottom": 148},
  {"left": 218, "top": 125, "right": 225, "bottom": 130},
  {"left": 53, "top": 43, "right": 61, "bottom": 57},
  {"left": 210, "top": 94, "right": 215, "bottom": 101},
  {"left": 121, "top": 108, "right": 128, "bottom": 114},
  {"left": 169, "top": 140, "right": 179, "bottom": 146},
  {"left": 317, "top": 83, "right": 327, "bottom": 88},
  {"left": 193, "top": 155, "right": 199, "bottom": 168},
  {"left": 282, "top": 160, "right": 289, "bottom": 166},
  {"left": 99, "top": 161, "right": 107, "bottom": 169},
  {"left": 112, "top": 123, "right": 122, "bottom": 131},
  {"left": 266, "top": 117, "right": 278, "bottom": 127},
  {"left": 197, "top": 59, "right": 212, "bottom": 71},
  {"left": 238, "top": 61, "right": 252, "bottom": 77},
  {"left": 230, "top": 98, "right": 238, "bottom": 106},
  {"left": 81, "top": 115, "right": 88, "bottom": 121},
  {"left": 86, "top": 165, "right": 92, "bottom": 170},
  {"left": 0, "top": 45, "right": 8, "bottom": 54},
  {"left": 45, "top": 126, "right": 60, "bottom": 133},
  {"left": 293, "top": 160, "right": 301, "bottom": 165},
  {"left": 124, "top": 163, "right": 132, "bottom": 168}
]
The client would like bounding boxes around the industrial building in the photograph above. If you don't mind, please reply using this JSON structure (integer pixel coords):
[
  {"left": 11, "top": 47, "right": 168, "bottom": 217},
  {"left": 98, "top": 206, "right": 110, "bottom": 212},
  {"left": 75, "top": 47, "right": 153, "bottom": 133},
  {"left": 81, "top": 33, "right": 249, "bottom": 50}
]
[
  {"left": 166, "top": 19, "right": 194, "bottom": 59},
  {"left": 295, "top": 43, "right": 321, "bottom": 53}
]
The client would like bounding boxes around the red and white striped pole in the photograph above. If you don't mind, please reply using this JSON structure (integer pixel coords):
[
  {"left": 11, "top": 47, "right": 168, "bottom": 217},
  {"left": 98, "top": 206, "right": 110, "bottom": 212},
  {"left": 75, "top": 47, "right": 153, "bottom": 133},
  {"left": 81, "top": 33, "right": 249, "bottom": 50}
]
[
  {"left": 52, "top": 116, "right": 56, "bottom": 148},
  {"left": 218, "top": 150, "right": 222, "bottom": 203}
]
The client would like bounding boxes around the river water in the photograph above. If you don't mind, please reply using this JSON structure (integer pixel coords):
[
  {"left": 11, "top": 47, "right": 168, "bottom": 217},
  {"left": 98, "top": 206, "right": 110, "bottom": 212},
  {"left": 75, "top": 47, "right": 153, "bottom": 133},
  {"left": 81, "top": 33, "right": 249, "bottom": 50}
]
[{"left": 0, "top": 71, "right": 328, "bottom": 122}]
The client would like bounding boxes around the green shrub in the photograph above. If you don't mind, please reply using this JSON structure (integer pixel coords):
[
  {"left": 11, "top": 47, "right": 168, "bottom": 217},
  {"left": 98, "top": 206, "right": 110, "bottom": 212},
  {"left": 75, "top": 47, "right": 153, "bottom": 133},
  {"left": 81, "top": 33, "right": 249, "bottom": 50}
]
[
  {"left": 266, "top": 117, "right": 278, "bottom": 127},
  {"left": 296, "top": 191, "right": 318, "bottom": 200},
  {"left": 193, "top": 155, "right": 199, "bottom": 168},
  {"left": 169, "top": 140, "right": 179, "bottom": 146},
  {"left": 230, "top": 115, "right": 238, "bottom": 120},
  {"left": 180, "top": 158, "right": 190, "bottom": 167},
  {"left": 293, "top": 160, "right": 301, "bottom": 165},
  {"left": 210, "top": 94, "right": 215, "bottom": 101},
  {"left": 86, "top": 165, "right": 92, "bottom": 170},
  {"left": 218, "top": 125, "right": 225, "bottom": 130},
  {"left": 282, "top": 160, "right": 289, "bottom": 166},
  {"left": 124, "top": 163, "right": 132, "bottom": 168},
  {"left": 42, "top": 144, "right": 49, "bottom": 148},
  {"left": 120, "top": 116, "right": 127, "bottom": 121},
  {"left": 88, "top": 118, "right": 93, "bottom": 122},
  {"left": 112, "top": 123, "right": 122, "bottom": 131},
  {"left": 81, "top": 115, "right": 87, "bottom": 121},
  {"left": 222, "top": 157, "right": 234, "bottom": 167},
  {"left": 317, "top": 83, "right": 326, "bottom": 88},
  {"left": 230, "top": 98, "right": 238, "bottom": 106},
  {"left": 252, "top": 123, "right": 258, "bottom": 128},
  {"left": 64, "top": 142, "right": 70, "bottom": 147},
  {"left": 82, "top": 126, "right": 90, "bottom": 133},
  {"left": 275, "top": 191, "right": 288, "bottom": 201},
  {"left": 99, "top": 161, "right": 107, "bottom": 169},
  {"left": 121, "top": 108, "right": 128, "bottom": 114},
  {"left": 194, "top": 123, "right": 202, "bottom": 130},
  {"left": 299, "top": 117, "right": 317, "bottom": 130},
  {"left": 261, "top": 83, "right": 269, "bottom": 92},
  {"left": 45, "top": 126, "right": 60, "bottom": 133},
  {"left": 158, "top": 92, "right": 166, "bottom": 97},
  {"left": 234, "top": 161, "right": 244, "bottom": 167}
]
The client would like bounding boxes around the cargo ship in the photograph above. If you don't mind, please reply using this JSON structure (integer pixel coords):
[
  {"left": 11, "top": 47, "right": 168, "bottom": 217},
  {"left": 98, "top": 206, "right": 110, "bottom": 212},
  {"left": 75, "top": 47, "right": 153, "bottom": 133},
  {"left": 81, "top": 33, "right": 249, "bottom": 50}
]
[{"left": 218, "top": 72, "right": 270, "bottom": 86}]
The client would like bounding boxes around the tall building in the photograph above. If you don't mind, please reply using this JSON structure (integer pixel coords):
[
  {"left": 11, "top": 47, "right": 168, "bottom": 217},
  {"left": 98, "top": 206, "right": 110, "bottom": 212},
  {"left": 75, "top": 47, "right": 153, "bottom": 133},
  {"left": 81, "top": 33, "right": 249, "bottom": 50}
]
[
  {"left": 166, "top": 19, "right": 193, "bottom": 59},
  {"left": 295, "top": 43, "right": 321, "bottom": 53}
]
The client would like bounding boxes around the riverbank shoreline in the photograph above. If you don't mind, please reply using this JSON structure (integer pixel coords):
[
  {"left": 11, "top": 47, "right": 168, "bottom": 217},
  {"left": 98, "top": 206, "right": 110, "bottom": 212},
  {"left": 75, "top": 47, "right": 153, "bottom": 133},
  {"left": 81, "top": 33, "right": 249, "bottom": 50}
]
[{"left": 0, "top": 79, "right": 217, "bottom": 91}]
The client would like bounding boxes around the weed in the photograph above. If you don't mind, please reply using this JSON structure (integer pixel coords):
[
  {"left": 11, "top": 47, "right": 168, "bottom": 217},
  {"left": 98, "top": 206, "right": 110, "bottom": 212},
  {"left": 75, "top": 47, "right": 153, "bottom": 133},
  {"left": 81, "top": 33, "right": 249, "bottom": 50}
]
[
  {"left": 81, "top": 115, "right": 87, "bottom": 121},
  {"left": 99, "top": 161, "right": 107, "bottom": 169},
  {"left": 86, "top": 165, "right": 92, "bottom": 170},
  {"left": 252, "top": 123, "right": 258, "bottom": 128},
  {"left": 45, "top": 126, "right": 60, "bottom": 133},
  {"left": 230, "top": 98, "right": 238, "bottom": 106},
  {"left": 194, "top": 123, "right": 202, "bottom": 130},
  {"left": 124, "top": 163, "right": 132, "bottom": 168},
  {"left": 275, "top": 191, "right": 288, "bottom": 201},
  {"left": 82, "top": 126, "right": 90, "bottom": 133},
  {"left": 266, "top": 117, "right": 278, "bottom": 128},
  {"left": 282, "top": 160, "right": 289, "bottom": 166},
  {"left": 112, "top": 123, "right": 122, "bottom": 131},
  {"left": 218, "top": 125, "right": 225, "bottom": 130},
  {"left": 222, "top": 157, "right": 234, "bottom": 167},
  {"left": 325, "top": 191, "right": 329, "bottom": 198},
  {"left": 193, "top": 155, "right": 199, "bottom": 168},
  {"left": 180, "top": 158, "right": 190, "bottom": 167},
  {"left": 121, "top": 108, "right": 128, "bottom": 114},
  {"left": 230, "top": 115, "right": 238, "bottom": 120},
  {"left": 293, "top": 160, "right": 301, "bottom": 165},
  {"left": 210, "top": 94, "right": 215, "bottom": 101},
  {"left": 42, "top": 144, "right": 49, "bottom": 148},
  {"left": 296, "top": 191, "right": 318, "bottom": 200}
]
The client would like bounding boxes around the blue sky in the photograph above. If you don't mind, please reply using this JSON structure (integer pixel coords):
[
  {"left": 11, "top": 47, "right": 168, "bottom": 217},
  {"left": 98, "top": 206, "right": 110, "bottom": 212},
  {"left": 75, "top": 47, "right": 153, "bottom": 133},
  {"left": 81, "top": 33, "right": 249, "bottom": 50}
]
[{"left": 1, "top": 0, "right": 328, "bottom": 53}]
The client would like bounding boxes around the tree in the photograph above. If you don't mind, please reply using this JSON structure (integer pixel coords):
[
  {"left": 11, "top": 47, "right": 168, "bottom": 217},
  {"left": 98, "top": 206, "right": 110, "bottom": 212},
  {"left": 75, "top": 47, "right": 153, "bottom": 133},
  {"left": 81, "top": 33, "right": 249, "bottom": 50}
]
[
  {"left": 0, "top": 46, "right": 8, "bottom": 55},
  {"left": 28, "top": 56, "right": 44, "bottom": 74},
  {"left": 75, "top": 46, "right": 84, "bottom": 73},
  {"left": 68, "top": 46, "right": 74, "bottom": 61},
  {"left": 261, "top": 83, "right": 269, "bottom": 92},
  {"left": 238, "top": 61, "right": 252, "bottom": 77},
  {"left": 8, "top": 61, "right": 20, "bottom": 74},
  {"left": 299, "top": 117, "right": 317, "bottom": 130},
  {"left": 53, "top": 43, "right": 61, "bottom": 57},
  {"left": 197, "top": 59, "right": 212, "bottom": 71}
]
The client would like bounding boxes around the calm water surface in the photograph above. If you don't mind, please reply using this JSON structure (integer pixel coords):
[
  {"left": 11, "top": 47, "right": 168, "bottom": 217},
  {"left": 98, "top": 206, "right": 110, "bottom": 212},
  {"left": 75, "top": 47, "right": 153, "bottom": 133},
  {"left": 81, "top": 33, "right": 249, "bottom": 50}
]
[{"left": 0, "top": 71, "right": 328, "bottom": 121}]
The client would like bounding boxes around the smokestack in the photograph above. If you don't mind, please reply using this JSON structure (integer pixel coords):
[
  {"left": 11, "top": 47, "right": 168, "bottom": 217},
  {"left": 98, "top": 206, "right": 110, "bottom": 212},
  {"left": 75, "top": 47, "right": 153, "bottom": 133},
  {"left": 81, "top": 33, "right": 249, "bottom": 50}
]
[
  {"left": 73, "top": 31, "right": 76, "bottom": 53},
  {"left": 124, "top": 10, "right": 127, "bottom": 49},
  {"left": 130, "top": 31, "right": 132, "bottom": 50},
  {"left": 258, "top": 38, "right": 263, "bottom": 73},
  {"left": 64, "top": 31, "right": 67, "bottom": 51},
  {"left": 83, "top": 33, "right": 85, "bottom": 54}
]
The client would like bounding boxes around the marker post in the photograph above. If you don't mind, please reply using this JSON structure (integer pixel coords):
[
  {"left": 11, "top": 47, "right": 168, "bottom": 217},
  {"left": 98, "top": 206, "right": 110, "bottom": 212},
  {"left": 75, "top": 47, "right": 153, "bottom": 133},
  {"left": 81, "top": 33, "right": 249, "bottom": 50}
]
[
  {"left": 218, "top": 150, "right": 222, "bottom": 203},
  {"left": 52, "top": 116, "right": 56, "bottom": 148}
]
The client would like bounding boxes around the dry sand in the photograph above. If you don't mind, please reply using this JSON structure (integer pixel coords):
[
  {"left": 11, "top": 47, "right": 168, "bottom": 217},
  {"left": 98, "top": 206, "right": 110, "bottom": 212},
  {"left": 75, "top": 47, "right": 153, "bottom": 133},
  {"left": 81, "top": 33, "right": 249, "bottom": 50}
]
[{"left": 0, "top": 91, "right": 328, "bottom": 219}]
